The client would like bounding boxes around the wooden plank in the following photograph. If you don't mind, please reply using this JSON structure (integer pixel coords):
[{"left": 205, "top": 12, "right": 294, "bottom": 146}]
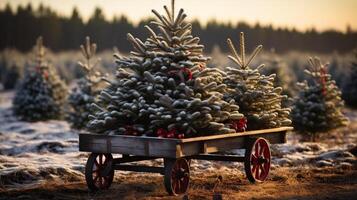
[
  {"left": 114, "top": 164, "right": 164, "bottom": 174},
  {"left": 113, "top": 156, "right": 158, "bottom": 164},
  {"left": 79, "top": 133, "right": 179, "bottom": 157},
  {"left": 79, "top": 127, "right": 293, "bottom": 158},
  {"left": 177, "top": 131, "right": 286, "bottom": 157},
  {"left": 190, "top": 154, "right": 245, "bottom": 162},
  {"left": 204, "top": 136, "right": 246, "bottom": 153},
  {"left": 178, "top": 127, "right": 293, "bottom": 143}
]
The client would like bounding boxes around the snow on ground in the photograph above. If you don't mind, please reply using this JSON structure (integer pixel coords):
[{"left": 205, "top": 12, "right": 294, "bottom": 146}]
[{"left": 0, "top": 91, "right": 356, "bottom": 190}]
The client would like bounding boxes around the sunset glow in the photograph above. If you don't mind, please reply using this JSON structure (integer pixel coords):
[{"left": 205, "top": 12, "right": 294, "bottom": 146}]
[{"left": 1, "top": 0, "right": 356, "bottom": 32}]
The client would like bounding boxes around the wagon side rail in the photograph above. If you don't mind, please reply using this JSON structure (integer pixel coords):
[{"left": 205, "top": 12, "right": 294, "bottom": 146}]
[{"left": 79, "top": 127, "right": 293, "bottom": 158}]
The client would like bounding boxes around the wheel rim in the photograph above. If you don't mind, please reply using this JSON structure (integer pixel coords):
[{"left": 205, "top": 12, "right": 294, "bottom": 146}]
[
  {"left": 171, "top": 159, "right": 190, "bottom": 194},
  {"left": 93, "top": 154, "right": 113, "bottom": 189},
  {"left": 249, "top": 138, "right": 271, "bottom": 182},
  {"left": 86, "top": 153, "right": 114, "bottom": 191},
  {"left": 164, "top": 158, "right": 190, "bottom": 195}
]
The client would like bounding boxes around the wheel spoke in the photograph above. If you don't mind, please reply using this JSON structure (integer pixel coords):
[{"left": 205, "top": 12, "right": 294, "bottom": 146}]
[
  {"left": 251, "top": 163, "right": 257, "bottom": 174},
  {"left": 103, "top": 155, "right": 108, "bottom": 164},
  {"left": 172, "top": 178, "right": 177, "bottom": 192},
  {"left": 255, "top": 164, "right": 260, "bottom": 179},
  {"left": 251, "top": 154, "right": 258, "bottom": 164},
  {"left": 93, "top": 174, "right": 99, "bottom": 182},
  {"left": 99, "top": 154, "right": 103, "bottom": 165},
  {"left": 254, "top": 142, "right": 259, "bottom": 157},
  {"left": 264, "top": 162, "right": 270, "bottom": 174},
  {"left": 176, "top": 179, "right": 181, "bottom": 193},
  {"left": 182, "top": 177, "right": 189, "bottom": 191},
  {"left": 264, "top": 147, "right": 270, "bottom": 158},
  {"left": 100, "top": 177, "right": 104, "bottom": 188},
  {"left": 103, "top": 176, "right": 109, "bottom": 187},
  {"left": 260, "top": 164, "right": 265, "bottom": 177},
  {"left": 259, "top": 144, "right": 265, "bottom": 156}
]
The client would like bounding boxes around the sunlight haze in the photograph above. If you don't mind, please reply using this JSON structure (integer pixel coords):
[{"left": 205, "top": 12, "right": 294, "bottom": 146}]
[{"left": 1, "top": 0, "right": 356, "bottom": 32}]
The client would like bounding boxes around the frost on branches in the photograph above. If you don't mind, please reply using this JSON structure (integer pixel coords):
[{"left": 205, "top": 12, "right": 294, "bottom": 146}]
[
  {"left": 292, "top": 57, "right": 349, "bottom": 134},
  {"left": 223, "top": 32, "right": 292, "bottom": 130},
  {"left": 66, "top": 37, "right": 105, "bottom": 129},
  {"left": 13, "top": 37, "right": 67, "bottom": 121},
  {"left": 88, "top": 0, "right": 244, "bottom": 138}
]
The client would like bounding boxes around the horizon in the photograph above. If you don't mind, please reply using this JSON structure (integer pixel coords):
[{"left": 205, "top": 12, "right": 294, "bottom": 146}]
[{"left": 1, "top": 0, "right": 357, "bottom": 32}]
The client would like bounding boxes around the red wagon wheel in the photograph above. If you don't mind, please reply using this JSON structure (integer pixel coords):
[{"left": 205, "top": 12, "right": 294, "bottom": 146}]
[
  {"left": 164, "top": 158, "right": 190, "bottom": 196},
  {"left": 244, "top": 137, "right": 271, "bottom": 183},
  {"left": 85, "top": 153, "right": 114, "bottom": 191}
]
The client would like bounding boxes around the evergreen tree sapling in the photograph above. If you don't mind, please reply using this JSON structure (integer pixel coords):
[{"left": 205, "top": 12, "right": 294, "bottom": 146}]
[
  {"left": 223, "top": 32, "right": 292, "bottom": 130},
  {"left": 66, "top": 37, "right": 104, "bottom": 129},
  {"left": 13, "top": 37, "right": 67, "bottom": 121},
  {"left": 291, "top": 57, "right": 349, "bottom": 134},
  {"left": 342, "top": 51, "right": 357, "bottom": 107},
  {"left": 88, "top": 0, "right": 244, "bottom": 138}
]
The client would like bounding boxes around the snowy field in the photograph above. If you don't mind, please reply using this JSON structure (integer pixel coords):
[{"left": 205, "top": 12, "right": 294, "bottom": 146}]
[{"left": 0, "top": 91, "right": 356, "bottom": 191}]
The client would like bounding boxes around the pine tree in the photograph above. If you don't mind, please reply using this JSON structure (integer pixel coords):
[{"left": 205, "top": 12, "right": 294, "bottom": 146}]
[
  {"left": 223, "top": 32, "right": 291, "bottom": 130},
  {"left": 66, "top": 37, "right": 104, "bottom": 129},
  {"left": 13, "top": 37, "right": 67, "bottom": 121},
  {"left": 342, "top": 51, "right": 357, "bottom": 107},
  {"left": 291, "top": 57, "right": 349, "bottom": 135},
  {"left": 88, "top": 0, "right": 244, "bottom": 138}
]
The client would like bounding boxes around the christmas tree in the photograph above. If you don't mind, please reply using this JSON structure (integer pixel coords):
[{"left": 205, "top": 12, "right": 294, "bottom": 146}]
[
  {"left": 66, "top": 37, "right": 104, "bottom": 129},
  {"left": 223, "top": 32, "right": 291, "bottom": 130},
  {"left": 342, "top": 50, "right": 357, "bottom": 108},
  {"left": 13, "top": 37, "right": 67, "bottom": 121},
  {"left": 88, "top": 0, "right": 244, "bottom": 138},
  {"left": 291, "top": 57, "right": 349, "bottom": 134}
]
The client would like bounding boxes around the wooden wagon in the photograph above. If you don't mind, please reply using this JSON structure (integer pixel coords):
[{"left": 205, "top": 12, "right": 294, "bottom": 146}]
[{"left": 79, "top": 126, "right": 293, "bottom": 196}]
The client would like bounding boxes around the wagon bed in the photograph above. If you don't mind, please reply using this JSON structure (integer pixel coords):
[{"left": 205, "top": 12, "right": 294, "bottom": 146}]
[{"left": 79, "top": 126, "right": 293, "bottom": 196}]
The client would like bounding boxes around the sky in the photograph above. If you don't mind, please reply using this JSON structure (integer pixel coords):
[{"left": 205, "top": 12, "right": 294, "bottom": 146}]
[{"left": 1, "top": 0, "right": 356, "bottom": 32}]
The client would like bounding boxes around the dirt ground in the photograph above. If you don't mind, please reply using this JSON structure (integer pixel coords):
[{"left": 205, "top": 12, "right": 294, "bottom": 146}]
[{"left": 0, "top": 166, "right": 356, "bottom": 200}]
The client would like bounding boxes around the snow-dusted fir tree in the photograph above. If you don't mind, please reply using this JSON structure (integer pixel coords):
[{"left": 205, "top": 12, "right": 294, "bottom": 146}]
[
  {"left": 342, "top": 51, "right": 357, "bottom": 107},
  {"left": 291, "top": 57, "right": 349, "bottom": 134},
  {"left": 88, "top": 0, "right": 244, "bottom": 138},
  {"left": 223, "top": 32, "right": 291, "bottom": 130},
  {"left": 66, "top": 37, "right": 104, "bottom": 129},
  {"left": 13, "top": 37, "right": 67, "bottom": 121}
]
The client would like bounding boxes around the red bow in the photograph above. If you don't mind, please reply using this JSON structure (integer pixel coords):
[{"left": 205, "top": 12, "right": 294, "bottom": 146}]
[
  {"left": 168, "top": 67, "right": 192, "bottom": 82},
  {"left": 180, "top": 67, "right": 193, "bottom": 80},
  {"left": 230, "top": 117, "right": 247, "bottom": 132},
  {"left": 156, "top": 128, "right": 185, "bottom": 139},
  {"left": 36, "top": 66, "right": 49, "bottom": 79}
]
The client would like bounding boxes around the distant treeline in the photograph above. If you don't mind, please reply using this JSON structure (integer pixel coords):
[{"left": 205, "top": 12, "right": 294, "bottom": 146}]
[{"left": 1, "top": 3, "right": 357, "bottom": 53}]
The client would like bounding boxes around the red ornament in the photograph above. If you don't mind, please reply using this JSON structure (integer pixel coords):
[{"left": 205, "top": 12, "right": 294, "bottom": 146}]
[
  {"left": 43, "top": 70, "right": 49, "bottom": 79},
  {"left": 35, "top": 66, "right": 49, "bottom": 79},
  {"left": 230, "top": 117, "right": 247, "bottom": 132},
  {"left": 156, "top": 128, "right": 167, "bottom": 137},
  {"left": 156, "top": 128, "right": 185, "bottom": 138},
  {"left": 168, "top": 67, "right": 192, "bottom": 82},
  {"left": 124, "top": 125, "right": 138, "bottom": 136},
  {"left": 180, "top": 67, "right": 193, "bottom": 80}
]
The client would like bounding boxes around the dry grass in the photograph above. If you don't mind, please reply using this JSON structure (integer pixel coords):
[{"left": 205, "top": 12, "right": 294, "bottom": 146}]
[{"left": 1, "top": 166, "right": 356, "bottom": 200}]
